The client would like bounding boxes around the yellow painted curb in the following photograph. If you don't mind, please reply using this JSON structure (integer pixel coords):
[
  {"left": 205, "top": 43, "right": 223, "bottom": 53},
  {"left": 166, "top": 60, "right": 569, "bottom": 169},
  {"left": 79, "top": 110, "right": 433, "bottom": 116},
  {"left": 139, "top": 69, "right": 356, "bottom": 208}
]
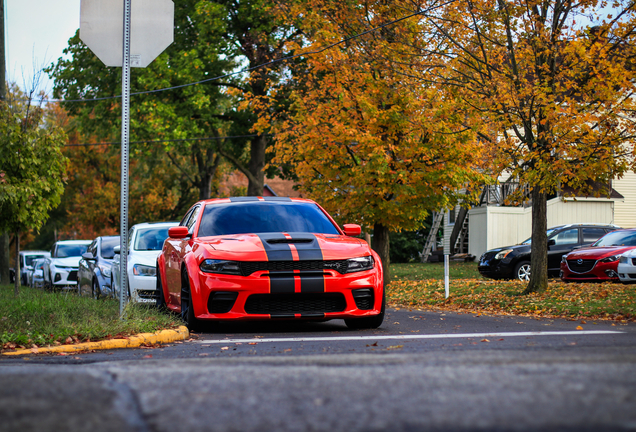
[{"left": 2, "top": 326, "right": 190, "bottom": 356}]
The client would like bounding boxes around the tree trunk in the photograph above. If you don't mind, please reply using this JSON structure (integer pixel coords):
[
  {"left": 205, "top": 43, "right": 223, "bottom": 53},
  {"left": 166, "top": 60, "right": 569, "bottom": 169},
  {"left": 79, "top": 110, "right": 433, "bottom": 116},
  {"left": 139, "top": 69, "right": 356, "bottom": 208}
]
[
  {"left": 372, "top": 223, "right": 390, "bottom": 283},
  {"left": 524, "top": 188, "right": 548, "bottom": 294},
  {"left": 0, "top": 232, "right": 9, "bottom": 284},
  {"left": 247, "top": 134, "right": 267, "bottom": 196},
  {"left": 14, "top": 232, "right": 20, "bottom": 296}
]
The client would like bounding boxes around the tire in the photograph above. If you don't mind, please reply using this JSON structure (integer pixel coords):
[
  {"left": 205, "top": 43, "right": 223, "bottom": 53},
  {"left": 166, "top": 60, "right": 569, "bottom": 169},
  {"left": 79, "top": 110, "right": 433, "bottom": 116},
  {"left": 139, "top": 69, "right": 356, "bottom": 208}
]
[
  {"left": 92, "top": 279, "right": 101, "bottom": 300},
  {"left": 345, "top": 288, "right": 386, "bottom": 330},
  {"left": 44, "top": 272, "right": 53, "bottom": 292},
  {"left": 515, "top": 261, "right": 531, "bottom": 282},
  {"left": 181, "top": 270, "right": 201, "bottom": 331},
  {"left": 156, "top": 273, "right": 167, "bottom": 312}
]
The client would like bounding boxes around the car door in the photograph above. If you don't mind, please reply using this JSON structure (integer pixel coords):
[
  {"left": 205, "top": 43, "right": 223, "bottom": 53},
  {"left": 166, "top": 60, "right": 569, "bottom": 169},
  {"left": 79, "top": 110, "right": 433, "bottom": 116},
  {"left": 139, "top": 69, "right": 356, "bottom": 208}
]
[
  {"left": 547, "top": 228, "right": 580, "bottom": 271},
  {"left": 165, "top": 206, "right": 200, "bottom": 304}
]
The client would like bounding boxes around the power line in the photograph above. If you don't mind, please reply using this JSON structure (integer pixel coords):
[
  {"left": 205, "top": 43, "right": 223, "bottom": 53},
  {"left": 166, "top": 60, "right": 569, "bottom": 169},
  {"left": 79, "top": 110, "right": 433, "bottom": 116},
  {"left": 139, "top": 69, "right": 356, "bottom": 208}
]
[
  {"left": 64, "top": 134, "right": 261, "bottom": 147},
  {"left": 45, "top": 8, "right": 426, "bottom": 104}
]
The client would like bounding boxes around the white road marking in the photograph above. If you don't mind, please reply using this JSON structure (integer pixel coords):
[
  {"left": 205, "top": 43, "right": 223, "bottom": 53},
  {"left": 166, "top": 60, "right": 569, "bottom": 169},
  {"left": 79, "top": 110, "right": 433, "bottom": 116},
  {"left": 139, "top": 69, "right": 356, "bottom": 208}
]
[{"left": 197, "top": 330, "right": 623, "bottom": 345}]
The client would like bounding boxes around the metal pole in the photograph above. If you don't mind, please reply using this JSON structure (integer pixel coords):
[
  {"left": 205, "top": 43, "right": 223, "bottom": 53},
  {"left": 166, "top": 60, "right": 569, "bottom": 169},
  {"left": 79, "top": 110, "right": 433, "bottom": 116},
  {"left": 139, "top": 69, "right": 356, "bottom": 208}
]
[
  {"left": 119, "top": 0, "right": 132, "bottom": 318},
  {"left": 444, "top": 254, "right": 450, "bottom": 299}
]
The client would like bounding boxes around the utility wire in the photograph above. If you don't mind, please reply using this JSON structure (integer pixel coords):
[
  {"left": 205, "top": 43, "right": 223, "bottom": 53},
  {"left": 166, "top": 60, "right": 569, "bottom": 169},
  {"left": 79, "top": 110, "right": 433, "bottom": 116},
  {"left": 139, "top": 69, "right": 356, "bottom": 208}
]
[
  {"left": 46, "top": 8, "right": 426, "bottom": 104},
  {"left": 64, "top": 134, "right": 261, "bottom": 147}
]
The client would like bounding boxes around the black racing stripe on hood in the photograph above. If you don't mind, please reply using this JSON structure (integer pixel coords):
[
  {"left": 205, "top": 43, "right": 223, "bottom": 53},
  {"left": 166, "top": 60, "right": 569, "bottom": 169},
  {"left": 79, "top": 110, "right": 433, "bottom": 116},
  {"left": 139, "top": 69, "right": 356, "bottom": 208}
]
[
  {"left": 288, "top": 233, "right": 323, "bottom": 261},
  {"left": 257, "top": 233, "right": 294, "bottom": 261}
]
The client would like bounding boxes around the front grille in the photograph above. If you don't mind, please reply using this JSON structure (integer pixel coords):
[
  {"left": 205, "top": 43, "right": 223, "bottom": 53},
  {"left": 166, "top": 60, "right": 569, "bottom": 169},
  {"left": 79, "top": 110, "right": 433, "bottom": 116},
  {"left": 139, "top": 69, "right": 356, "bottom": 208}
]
[
  {"left": 207, "top": 292, "right": 238, "bottom": 314},
  {"left": 632, "top": 258, "right": 636, "bottom": 266},
  {"left": 352, "top": 289, "right": 374, "bottom": 310},
  {"left": 137, "top": 289, "right": 155, "bottom": 300},
  {"left": 244, "top": 293, "right": 346, "bottom": 315},
  {"left": 567, "top": 259, "right": 596, "bottom": 273},
  {"left": 67, "top": 271, "right": 78, "bottom": 282},
  {"left": 239, "top": 260, "right": 348, "bottom": 276}
]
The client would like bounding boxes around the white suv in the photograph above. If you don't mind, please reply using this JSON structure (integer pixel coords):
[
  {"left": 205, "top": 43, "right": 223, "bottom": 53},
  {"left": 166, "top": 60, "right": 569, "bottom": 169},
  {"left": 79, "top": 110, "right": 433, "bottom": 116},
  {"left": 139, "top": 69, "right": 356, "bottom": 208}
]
[
  {"left": 43, "top": 240, "right": 92, "bottom": 291},
  {"left": 112, "top": 222, "right": 177, "bottom": 303}
]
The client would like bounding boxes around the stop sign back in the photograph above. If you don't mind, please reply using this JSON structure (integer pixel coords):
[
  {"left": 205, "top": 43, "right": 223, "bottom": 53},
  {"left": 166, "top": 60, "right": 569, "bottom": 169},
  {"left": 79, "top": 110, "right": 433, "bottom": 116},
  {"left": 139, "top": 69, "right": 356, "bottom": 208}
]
[{"left": 80, "top": 0, "right": 174, "bottom": 68}]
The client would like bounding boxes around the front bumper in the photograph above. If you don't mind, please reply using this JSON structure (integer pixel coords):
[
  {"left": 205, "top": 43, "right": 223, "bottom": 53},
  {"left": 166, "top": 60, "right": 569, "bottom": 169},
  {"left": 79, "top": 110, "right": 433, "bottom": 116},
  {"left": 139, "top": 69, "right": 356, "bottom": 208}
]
[
  {"left": 51, "top": 267, "right": 79, "bottom": 286},
  {"left": 560, "top": 261, "right": 619, "bottom": 281},
  {"left": 186, "top": 268, "right": 383, "bottom": 321}
]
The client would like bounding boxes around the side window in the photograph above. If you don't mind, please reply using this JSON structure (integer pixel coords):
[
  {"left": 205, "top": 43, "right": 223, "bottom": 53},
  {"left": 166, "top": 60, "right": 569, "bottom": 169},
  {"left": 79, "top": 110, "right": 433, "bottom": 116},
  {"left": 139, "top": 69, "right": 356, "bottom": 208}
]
[
  {"left": 180, "top": 208, "right": 194, "bottom": 227},
  {"left": 582, "top": 228, "right": 608, "bottom": 243},
  {"left": 187, "top": 206, "right": 201, "bottom": 234},
  {"left": 128, "top": 228, "right": 135, "bottom": 249},
  {"left": 552, "top": 228, "right": 579, "bottom": 246}
]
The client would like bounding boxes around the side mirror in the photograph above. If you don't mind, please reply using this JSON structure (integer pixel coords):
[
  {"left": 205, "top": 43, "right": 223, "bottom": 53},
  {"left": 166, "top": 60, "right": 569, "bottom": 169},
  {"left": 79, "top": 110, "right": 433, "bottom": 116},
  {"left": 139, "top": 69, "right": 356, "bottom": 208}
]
[
  {"left": 114, "top": 245, "right": 120, "bottom": 254},
  {"left": 343, "top": 224, "right": 362, "bottom": 237},
  {"left": 548, "top": 239, "right": 556, "bottom": 247},
  {"left": 82, "top": 252, "right": 96, "bottom": 261},
  {"left": 169, "top": 226, "right": 191, "bottom": 239}
]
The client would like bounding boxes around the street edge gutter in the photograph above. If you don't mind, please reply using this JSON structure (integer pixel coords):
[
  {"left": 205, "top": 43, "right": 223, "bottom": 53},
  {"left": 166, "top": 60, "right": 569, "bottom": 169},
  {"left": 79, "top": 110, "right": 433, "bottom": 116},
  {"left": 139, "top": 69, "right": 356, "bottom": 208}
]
[{"left": 1, "top": 326, "right": 190, "bottom": 356}]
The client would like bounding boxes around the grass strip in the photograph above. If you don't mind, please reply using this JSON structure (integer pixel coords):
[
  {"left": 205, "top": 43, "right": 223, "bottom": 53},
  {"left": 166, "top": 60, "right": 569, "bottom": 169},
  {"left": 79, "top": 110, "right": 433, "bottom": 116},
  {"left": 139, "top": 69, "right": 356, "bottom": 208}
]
[
  {"left": 387, "top": 278, "right": 636, "bottom": 322},
  {"left": 1, "top": 284, "right": 182, "bottom": 351}
]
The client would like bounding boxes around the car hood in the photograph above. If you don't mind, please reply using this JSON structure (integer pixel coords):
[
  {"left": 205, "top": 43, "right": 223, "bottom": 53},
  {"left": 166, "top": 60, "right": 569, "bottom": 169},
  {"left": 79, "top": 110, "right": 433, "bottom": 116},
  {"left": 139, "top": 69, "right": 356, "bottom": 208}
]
[
  {"left": 128, "top": 250, "right": 162, "bottom": 267},
  {"left": 565, "top": 246, "right": 636, "bottom": 260},
  {"left": 195, "top": 233, "right": 370, "bottom": 261},
  {"left": 485, "top": 244, "right": 530, "bottom": 256},
  {"left": 51, "top": 256, "right": 82, "bottom": 268}
]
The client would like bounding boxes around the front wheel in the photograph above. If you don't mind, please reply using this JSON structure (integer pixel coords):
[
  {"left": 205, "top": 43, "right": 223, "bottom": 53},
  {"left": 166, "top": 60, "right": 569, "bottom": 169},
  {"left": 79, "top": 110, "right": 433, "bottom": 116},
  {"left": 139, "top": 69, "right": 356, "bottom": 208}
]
[
  {"left": 345, "top": 289, "right": 385, "bottom": 330},
  {"left": 92, "top": 279, "right": 101, "bottom": 300},
  {"left": 515, "top": 261, "right": 531, "bottom": 282},
  {"left": 181, "top": 270, "right": 202, "bottom": 331}
]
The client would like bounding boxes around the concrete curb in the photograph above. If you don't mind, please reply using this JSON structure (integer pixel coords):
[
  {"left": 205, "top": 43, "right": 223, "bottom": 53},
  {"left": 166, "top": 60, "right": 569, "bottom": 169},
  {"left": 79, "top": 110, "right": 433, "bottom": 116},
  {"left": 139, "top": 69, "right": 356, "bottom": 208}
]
[{"left": 2, "top": 326, "right": 190, "bottom": 356}]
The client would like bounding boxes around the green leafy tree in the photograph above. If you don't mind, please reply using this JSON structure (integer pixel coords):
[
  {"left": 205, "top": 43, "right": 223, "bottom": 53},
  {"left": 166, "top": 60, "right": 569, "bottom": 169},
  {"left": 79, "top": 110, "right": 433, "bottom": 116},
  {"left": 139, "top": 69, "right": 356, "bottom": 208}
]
[{"left": 0, "top": 86, "right": 67, "bottom": 295}]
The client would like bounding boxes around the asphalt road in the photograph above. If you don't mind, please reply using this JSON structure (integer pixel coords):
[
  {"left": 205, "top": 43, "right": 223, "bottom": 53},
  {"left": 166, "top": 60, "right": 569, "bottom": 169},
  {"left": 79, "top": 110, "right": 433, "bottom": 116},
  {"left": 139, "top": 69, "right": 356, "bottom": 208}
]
[{"left": 2, "top": 309, "right": 636, "bottom": 432}]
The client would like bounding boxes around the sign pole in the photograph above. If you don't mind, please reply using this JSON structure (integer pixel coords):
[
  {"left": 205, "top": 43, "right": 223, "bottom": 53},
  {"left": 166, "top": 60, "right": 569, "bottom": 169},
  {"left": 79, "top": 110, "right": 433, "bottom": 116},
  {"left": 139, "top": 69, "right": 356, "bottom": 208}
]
[{"left": 119, "top": 0, "right": 132, "bottom": 318}]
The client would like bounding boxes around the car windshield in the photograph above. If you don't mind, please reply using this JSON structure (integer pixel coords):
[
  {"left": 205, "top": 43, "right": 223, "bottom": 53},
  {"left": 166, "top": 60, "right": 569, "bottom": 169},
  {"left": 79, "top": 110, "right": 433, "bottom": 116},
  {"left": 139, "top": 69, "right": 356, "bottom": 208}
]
[
  {"left": 521, "top": 228, "right": 559, "bottom": 245},
  {"left": 593, "top": 230, "right": 636, "bottom": 247},
  {"left": 135, "top": 227, "right": 172, "bottom": 251},
  {"left": 197, "top": 202, "right": 340, "bottom": 236},
  {"left": 56, "top": 244, "right": 89, "bottom": 258},
  {"left": 100, "top": 237, "right": 120, "bottom": 259},
  {"left": 24, "top": 255, "right": 46, "bottom": 266}
]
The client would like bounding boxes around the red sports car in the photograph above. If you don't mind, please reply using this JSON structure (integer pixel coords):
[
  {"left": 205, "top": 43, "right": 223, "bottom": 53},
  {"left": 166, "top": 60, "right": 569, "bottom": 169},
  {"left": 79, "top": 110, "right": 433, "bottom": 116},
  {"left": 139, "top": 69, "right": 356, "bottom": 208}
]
[
  {"left": 560, "top": 228, "right": 636, "bottom": 282},
  {"left": 156, "top": 197, "right": 385, "bottom": 330}
]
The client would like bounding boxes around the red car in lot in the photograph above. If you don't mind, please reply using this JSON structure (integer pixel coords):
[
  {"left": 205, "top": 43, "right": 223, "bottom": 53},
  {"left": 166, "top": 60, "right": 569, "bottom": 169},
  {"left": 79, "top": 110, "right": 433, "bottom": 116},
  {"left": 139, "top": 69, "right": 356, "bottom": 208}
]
[
  {"left": 560, "top": 229, "right": 636, "bottom": 282},
  {"left": 156, "top": 197, "right": 385, "bottom": 330}
]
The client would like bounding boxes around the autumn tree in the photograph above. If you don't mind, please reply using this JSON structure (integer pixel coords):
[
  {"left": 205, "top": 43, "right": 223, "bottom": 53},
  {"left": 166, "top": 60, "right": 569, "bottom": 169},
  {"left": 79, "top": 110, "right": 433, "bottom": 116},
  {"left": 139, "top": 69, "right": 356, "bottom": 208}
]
[
  {"left": 267, "top": 1, "right": 489, "bottom": 278},
  {"left": 408, "top": 0, "right": 636, "bottom": 292},
  {"left": 0, "top": 84, "right": 67, "bottom": 294},
  {"left": 47, "top": 0, "right": 304, "bottom": 202}
]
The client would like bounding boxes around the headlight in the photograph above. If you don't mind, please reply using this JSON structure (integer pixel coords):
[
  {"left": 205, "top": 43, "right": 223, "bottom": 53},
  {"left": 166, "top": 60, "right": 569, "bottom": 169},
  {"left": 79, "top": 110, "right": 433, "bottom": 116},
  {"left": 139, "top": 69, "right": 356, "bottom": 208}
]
[
  {"left": 99, "top": 264, "right": 112, "bottom": 278},
  {"left": 133, "top": 264, "right": 156, "bottom": 277},
  {"left": 345, "top": 256, "right": 374, "bottom": 273},
  {"left": 561, "top": 255, "right": 568, "bottom": 263},
  {"left": 495, "top": 249, "right": 513, "bottom": 260},
  {"left": 200, "top": 259, "right": 241, "bottom": 275},
  {"left": 600, "top": 255, "right": 620, "bottom": 263}
]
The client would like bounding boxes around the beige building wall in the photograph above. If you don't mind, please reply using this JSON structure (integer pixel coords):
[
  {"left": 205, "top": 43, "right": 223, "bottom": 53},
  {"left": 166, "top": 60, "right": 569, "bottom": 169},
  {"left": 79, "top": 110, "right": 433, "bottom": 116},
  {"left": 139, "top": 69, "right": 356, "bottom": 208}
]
[
  {"left": 613, "top": 171, "right": 636, "bottom": 228},
  {"left": 469, "top": 198, "right": 615, "bottom": 258}
]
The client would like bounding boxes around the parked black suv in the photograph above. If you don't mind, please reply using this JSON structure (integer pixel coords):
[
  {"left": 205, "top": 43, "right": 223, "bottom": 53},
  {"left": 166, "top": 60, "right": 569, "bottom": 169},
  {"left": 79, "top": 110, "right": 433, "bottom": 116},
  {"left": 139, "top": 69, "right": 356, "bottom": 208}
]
[{"left": 478, "top": 224, "right": 620, "bottom": 281}]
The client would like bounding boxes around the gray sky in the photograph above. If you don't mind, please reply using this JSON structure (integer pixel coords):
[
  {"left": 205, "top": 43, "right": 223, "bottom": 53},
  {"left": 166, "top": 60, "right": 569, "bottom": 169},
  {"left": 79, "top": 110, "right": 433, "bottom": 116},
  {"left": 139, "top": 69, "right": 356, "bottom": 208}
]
[{"left": 5, "top": 0, "right": 80, "bottom": 96}]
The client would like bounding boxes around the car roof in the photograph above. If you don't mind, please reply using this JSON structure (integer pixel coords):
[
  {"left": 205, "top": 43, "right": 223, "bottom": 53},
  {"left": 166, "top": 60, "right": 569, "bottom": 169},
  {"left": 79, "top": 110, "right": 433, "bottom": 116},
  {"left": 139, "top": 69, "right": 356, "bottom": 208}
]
[
  {"left": 131, "top": 221, "right": 179, "bottom": 229},
  {"left": 55, "top": 240, "right": 92, "bottom": 245},
  {"left": 200, "top": 197, "right": 316, "bottom": 206},
  {"left": 19, "top": 250, "right": 50, "bottom": 255},
  {"left": 550, "top": 223, "right": 621, "bottom": 229}
]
